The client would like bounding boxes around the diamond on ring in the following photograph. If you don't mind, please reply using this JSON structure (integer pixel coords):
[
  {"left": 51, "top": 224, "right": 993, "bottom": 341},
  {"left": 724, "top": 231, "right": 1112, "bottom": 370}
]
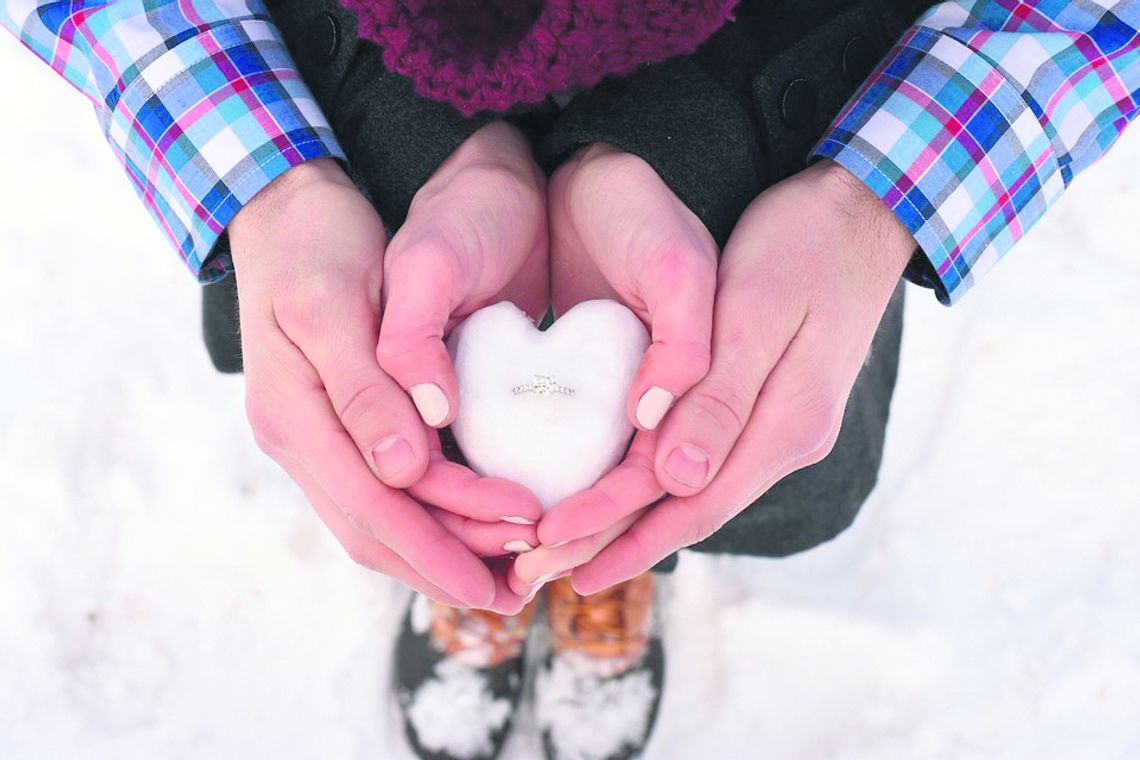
[{"left": 512, "top": 373, "right": 574, "bottom": 397}]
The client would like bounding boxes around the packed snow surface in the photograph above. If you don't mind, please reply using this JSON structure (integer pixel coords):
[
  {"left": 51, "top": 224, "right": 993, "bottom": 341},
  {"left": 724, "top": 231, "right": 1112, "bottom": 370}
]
[
  {"left": 2, "top": 36, "right": 1139, "bottom": 760},
  {"left": 448, "top": 299, "right": 648, "bottom": 510}
]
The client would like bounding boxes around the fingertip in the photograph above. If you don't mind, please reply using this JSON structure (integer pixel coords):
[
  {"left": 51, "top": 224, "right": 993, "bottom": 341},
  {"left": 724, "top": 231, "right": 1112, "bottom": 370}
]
[
  {"left": 633, "top": 385, "right": 675, "bottom": 430},
  {"left": 462, "top": 578, "right": 498, "bottom": 609},
  {"left": 487, "top": 569, "right": 529, "bottom": 615},
  {"left": 370, "top": 434, "right": 430, "bottom": 489},
  {"left": 410, "top": 382, "right": 452, "bottom": 428},
  {"left": 492, "top": 480, "right": 544, "bottom": 524},
  {"left": 656, "top": 442, "right": 711, "bottom": 496},
  {"left": 506, "top": 564, "right": 534, "bottom": 599},
  {"left": 435, "top": 546, "right": 497, "bottom": 608},
  {"left": 534, "top": 521, "right": 564, "bottom": 548},
  {"left": 573, "top": 550, "right": 640, "bottom": 597},
  {"left": 627, "top": 342, "right": 709, "bottom": 430},
  {"left": 376, "top": 327, "right": 461, "bottom": 428},
  {"left": 503, "top": 524, "right": 541, "bottom": 554},
  {"left": 568, "top": 569, "right": 603, "bottom": 597},
  {"left": 534, "top": 494, "right": 588, "bottom": 546}
]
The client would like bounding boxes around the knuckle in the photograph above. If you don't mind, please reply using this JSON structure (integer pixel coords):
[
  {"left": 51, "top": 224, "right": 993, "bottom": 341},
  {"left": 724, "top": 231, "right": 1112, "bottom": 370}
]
[
  {"left": 385, "top": 234, "right": 457, "bottom": 286},
  {"left": 686, "top": 383, "right": 750, "bottom": 434},
  {"left": 343, "top": 541, "right": 381, "bottom": 571},
  {"left": 374, "top": 330, "right": 417, "bottom": 372},
  {"left": 342, "top": 507, "right": 374, "bottom": 538},
  {"left": 569, "top": 150, "right": 653, "bottom": 203},
  {"left": 647, "top": 244, "right": 711, "bottom": 290},
  {"left": 331, "top": 379, "right": 383, "bottom": 432},
  {"left": 671, "top": 340, "right": 713, "bottom": 382},
  {"left": 685, "top": 510, "right": 730, "bottom": 547},
  {"left": 787, "top": 394, "right": 844, "bottom": 462},
  {"left": 274, "top": 273, "right": 342, "bottom": 335},
  {"left": 678, "top": 501, "right": 707, "bottom": 546},
  {"left": 245, "top": 396, "right": 288, "bottom": 456}
]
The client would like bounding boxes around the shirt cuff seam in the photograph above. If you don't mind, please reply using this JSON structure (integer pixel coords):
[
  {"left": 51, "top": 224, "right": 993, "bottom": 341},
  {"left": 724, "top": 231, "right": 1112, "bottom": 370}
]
[
  {"left": 116, "top": 18, "right": 272, "bottom": 106},
  {"left": 193, "top": 139, "right": 341, "bottom": 280},
  {"left": 815, "top": 136, "right": 955, "bottom": 295},
  {"left": 201, "top": 137, "right": 335, "bottom": 231}
]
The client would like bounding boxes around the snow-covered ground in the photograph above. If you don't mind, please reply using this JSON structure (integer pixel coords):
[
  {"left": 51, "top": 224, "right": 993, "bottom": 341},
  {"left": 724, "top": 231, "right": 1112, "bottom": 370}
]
[{"left": 2, "top": 37, "right": 1139, "bottom": 760}]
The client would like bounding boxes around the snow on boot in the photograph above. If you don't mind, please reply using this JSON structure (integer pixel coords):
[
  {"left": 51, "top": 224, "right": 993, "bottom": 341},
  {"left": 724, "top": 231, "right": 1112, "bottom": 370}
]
[
  {"left": 395, "top": 593, "right": 538, "bottom": 760},
  {"left": 536, "top": 573, "right": 664, "bottom": 760}
]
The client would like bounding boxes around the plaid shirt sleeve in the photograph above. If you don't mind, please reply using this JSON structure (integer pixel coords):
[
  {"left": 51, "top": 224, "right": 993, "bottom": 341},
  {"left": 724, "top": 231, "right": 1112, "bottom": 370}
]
[
  {"left": 812, "top": 1, "right": 1140, "bottom": 304},
  {"left": 1, "top": 1, "right": 345, "bottom": 282}
]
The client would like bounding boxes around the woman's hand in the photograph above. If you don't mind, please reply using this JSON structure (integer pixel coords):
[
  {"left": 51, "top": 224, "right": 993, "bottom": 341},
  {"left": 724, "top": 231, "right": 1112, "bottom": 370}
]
[
  {"left": 229, "top": 120, "right": 550, "bottom": 614},
  {"left": 543, "top": 159, "right": 917, "bottom": 595},
  {"left": 547, "top": 144, "right": 718, "bottom": 431},
  {"left": 377, "top": 120, "right": 549, "bottom": 428},
  {"left": 508, "top": 145, "right": 717, "bottom": 597}
]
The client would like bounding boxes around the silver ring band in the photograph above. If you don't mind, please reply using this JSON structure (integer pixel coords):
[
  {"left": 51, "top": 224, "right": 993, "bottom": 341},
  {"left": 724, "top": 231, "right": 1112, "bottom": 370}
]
[{"left": 512, "top": 373, "right": 574, "bottom": 397}]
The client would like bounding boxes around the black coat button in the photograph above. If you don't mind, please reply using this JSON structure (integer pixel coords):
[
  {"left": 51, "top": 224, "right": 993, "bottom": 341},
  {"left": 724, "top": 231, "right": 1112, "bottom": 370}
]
[
  {"left": 780, "top": 78, "right": 816, "bottom": 128},
  {"left": 308, "top": 12, "right": 340, "bottom": 65},
  {"left": 842, "top": 36, "right": 876, "bottom": 84}
]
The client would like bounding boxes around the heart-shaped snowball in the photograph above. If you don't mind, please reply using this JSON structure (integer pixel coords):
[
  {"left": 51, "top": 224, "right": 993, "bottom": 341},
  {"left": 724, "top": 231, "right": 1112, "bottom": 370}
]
[{"left": 447, "top": 300, "right": 650, "bottom": 510}]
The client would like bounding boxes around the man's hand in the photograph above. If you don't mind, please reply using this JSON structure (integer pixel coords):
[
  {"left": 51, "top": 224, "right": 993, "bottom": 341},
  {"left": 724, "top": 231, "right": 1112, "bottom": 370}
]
[
  {"left": 536, "top": 159, "right": 916, "bottom": 595},
  {"left": 229, "top": 121, "right": 549, "bottom": 613}
]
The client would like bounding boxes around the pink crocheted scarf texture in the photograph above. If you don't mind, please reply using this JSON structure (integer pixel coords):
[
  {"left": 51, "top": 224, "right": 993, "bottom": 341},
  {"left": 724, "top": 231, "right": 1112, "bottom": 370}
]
[{"left": 339, "top": 0, "right": 740, "bottom": 115}]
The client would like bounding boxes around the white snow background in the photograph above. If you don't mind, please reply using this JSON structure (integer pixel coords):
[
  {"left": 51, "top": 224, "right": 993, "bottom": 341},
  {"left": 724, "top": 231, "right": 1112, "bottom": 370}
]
[{"left": 2, "top": 36, "right": 1139, "bottom": 760}]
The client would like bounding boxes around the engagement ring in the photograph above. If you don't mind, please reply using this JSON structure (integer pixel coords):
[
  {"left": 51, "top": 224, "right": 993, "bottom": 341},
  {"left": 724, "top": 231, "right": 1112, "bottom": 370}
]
[{"left": 512, "top": 373, "right": 574, "bottom": 397}]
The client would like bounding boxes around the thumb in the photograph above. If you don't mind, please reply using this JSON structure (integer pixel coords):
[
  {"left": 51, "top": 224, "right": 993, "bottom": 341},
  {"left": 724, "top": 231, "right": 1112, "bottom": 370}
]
[
  {"left": 626, "top": 240, "right": 717, "bottom": 432},
  {"left": 377, "top": 241, "right": 461, "bottom": 428}
]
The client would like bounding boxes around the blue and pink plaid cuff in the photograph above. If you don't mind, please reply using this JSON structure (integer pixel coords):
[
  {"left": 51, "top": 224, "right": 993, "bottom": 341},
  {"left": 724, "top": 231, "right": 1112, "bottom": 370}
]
[
  {"left": 814, "top": 1, "right": 1140, "bottom": 304},
  {"left": 1, "top": 1, "right": 345, "bottom": 281}
]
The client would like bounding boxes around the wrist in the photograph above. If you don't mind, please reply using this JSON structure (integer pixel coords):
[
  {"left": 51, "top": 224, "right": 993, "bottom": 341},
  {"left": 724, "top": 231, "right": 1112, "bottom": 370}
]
[
  {"left": 229, "top": 158, "right": 352, "bottom": 247},
  {"left": 809, "top": 159, "right": 917, "bottom": 276}
]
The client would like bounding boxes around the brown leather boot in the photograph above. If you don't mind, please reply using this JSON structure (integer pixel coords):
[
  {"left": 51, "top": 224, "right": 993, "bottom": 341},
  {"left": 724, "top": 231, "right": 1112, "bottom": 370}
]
[
  {"left": 395, "top": 594, "right": 539, "bottom": 760},
  {"left": 537, "top": 573, "right": 665, "bottom": 760}
]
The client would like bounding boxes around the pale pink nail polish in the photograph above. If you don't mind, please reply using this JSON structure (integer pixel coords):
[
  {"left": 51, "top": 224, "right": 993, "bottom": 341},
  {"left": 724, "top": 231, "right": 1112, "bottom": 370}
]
[
  {"left": 501, "top": 515, "right": 536, "bottom": 526},
  {"left": 503, "top": 540, "right": 535, "bottom": 554},
  {"left": 665, "top": 443, "right": 710, "bottom": 488},
  {"left": 635, "top": 386, "right": 675, "bottom": 430},
  {"left": 410, "top": 383, "right": 449, "bottom": 427}
]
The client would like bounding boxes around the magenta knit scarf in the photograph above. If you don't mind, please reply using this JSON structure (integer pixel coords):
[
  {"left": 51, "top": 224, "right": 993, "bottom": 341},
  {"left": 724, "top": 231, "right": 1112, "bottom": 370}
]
[{"left": 339, "top": 0, "right": 739, "bottom": 116}]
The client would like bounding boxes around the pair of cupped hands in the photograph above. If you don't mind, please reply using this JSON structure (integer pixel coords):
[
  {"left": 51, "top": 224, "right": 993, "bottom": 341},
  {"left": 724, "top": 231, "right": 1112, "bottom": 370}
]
[{"left": 228, "top": 121, "right": 915, "bottom": 614}]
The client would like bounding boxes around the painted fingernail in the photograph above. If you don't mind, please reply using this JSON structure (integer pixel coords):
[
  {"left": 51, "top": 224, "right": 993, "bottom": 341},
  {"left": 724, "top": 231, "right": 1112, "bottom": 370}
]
[
  {"left": 635, "top": 386, "right": 675, "bottom": 430},
  {"left": 503, "top": 540, "right": 535, "bottom": 554},
  {"left": 410, "top": 383, "right": 449, "bottom": 427},
  {"left": 665, "top": 443, "right": 710, "bottom": 488},
  {"left": 371, "top": 435, "right": 413, "bottom": 480},
  {"left": 501, "top": 515, "right": 537, "bottom": 526}
]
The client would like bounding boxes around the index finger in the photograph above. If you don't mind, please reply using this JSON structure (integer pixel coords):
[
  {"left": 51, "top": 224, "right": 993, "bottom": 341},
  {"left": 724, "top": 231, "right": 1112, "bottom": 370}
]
[
  {"left": 302, "top": 416, "right": 497, "bottom": 608},
  {"left": 257, "top": 329, "right": 497, "bottom": 607},
  {"left": 571, "top": 332, "right": 842, "bottom": 596},
  {"left": 409, "top": 431, "right": 544, "bottom": 525}
]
